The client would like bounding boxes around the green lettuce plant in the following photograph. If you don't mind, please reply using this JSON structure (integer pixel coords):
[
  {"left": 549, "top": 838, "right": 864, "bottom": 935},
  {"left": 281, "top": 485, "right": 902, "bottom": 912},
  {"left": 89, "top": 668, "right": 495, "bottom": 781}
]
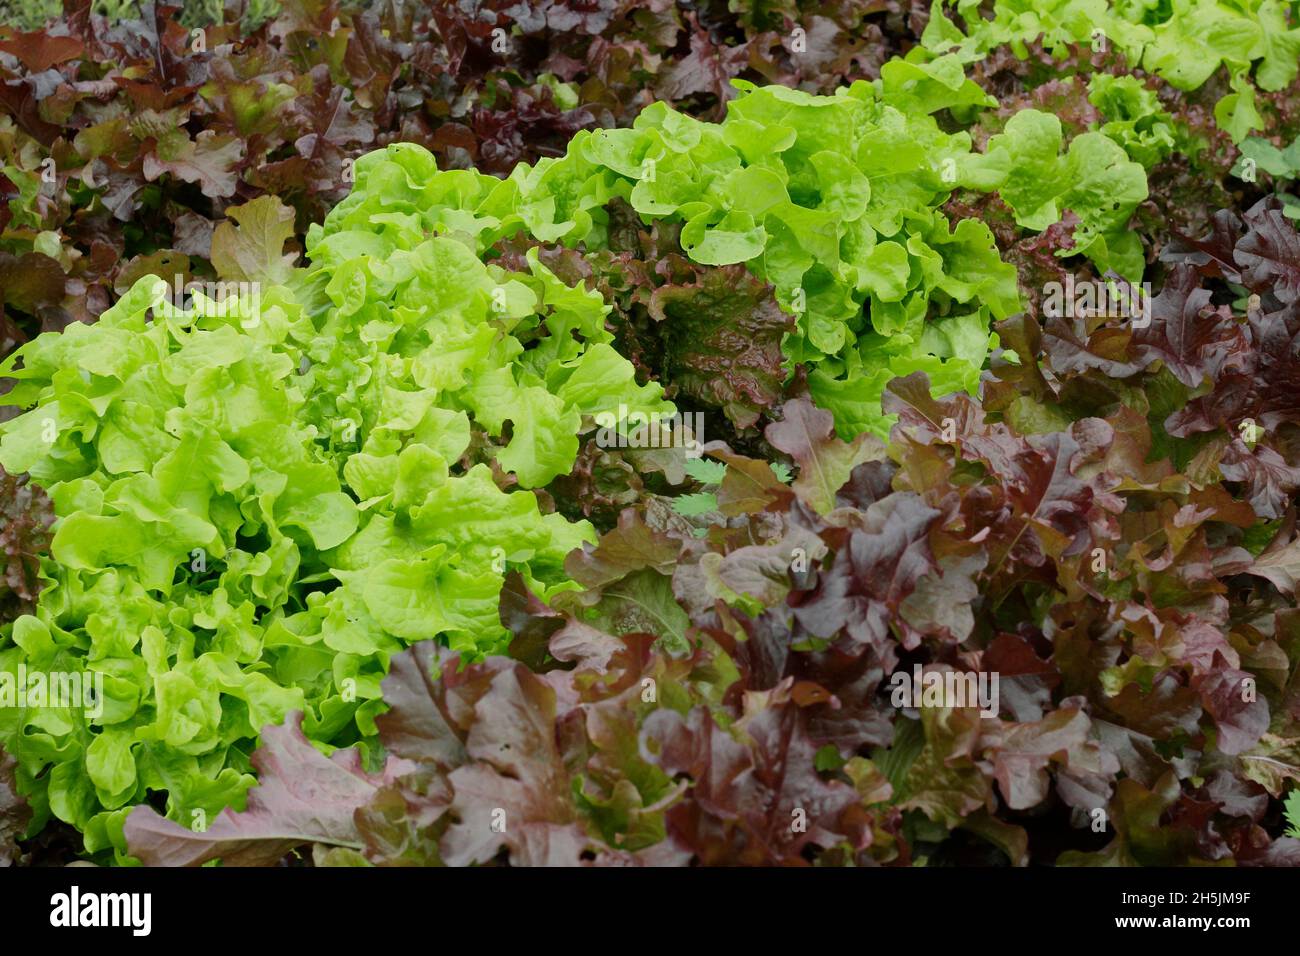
[
  {"left": 955, "top": 108, "right": 1149, "bottom": 275},
  {"left": 1233, "top": 134, "right": 1300, "bottom": 219},
  {"left": 1087, "top": 74, "right": 1178, "bottom": 168},
  {"left": 0, "top": 205, "right": 668, "bottom": 854},
  {"left": 922, "top": 0, "right": 1300, "bottom": 142},
  {"left": 317, "top": 58, "right": 1147, "bottom": 440}
]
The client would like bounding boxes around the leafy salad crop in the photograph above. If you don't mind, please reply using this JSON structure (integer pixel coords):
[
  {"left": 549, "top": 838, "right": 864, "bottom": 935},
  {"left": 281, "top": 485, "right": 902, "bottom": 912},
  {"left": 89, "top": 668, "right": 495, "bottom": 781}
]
[
  {"left": 923, "top": 0, "right": 1300, "bottom": 144},
  {"left": 0, "top": 176, "right": 671, "bottom": 853},
  {"left": 6, "top": 0, "right": 1300, "bottom": 872},
  {"left": 315, "top": 56, "right": 1152, "bottom": 441},
  {"left": 0, "top": 36, "right": 1155, "bottom": 861}
]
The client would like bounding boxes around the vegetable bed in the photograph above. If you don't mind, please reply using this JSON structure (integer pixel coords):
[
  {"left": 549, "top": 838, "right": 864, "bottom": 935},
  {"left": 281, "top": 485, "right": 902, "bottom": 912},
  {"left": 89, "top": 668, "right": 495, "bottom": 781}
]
[{"left": 3, "top": 0, "right": 1300, "bottom": 867}]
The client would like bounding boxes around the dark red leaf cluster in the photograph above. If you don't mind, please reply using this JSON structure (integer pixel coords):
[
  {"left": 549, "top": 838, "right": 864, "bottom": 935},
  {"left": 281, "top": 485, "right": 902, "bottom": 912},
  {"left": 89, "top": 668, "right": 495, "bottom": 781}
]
[{"left": 0, "top": 467, "right": 53, "bottom": 621}]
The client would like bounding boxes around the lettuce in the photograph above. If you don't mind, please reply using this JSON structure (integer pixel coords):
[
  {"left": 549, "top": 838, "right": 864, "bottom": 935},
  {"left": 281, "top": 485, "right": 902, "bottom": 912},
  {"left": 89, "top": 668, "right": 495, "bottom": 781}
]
[
  {"left": 922, "top": 0, "right": 1300, "bottom": 141},
  {"left": 957, "top": 109, "right": 1149, "bottom": 277},
  {"left": 0, "top": 201, "right": 668, "bottom": 851},
  {"left": 0, "top": 60, "right": 1145, "bottom": 850},
  {"left": 1087, "top": 74, "right": 1178, "bottom": 169},
  {"left": 309, "top": 65, "right": 1034, "bottom": 439},
  {"left": 307, "top": 60, "right": 1153, "bottom": 438}
]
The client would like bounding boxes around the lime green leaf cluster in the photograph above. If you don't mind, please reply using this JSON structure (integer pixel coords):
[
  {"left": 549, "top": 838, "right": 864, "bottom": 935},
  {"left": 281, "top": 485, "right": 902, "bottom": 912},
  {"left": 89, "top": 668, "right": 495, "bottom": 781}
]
[
  {"left": 1087, "top": 74, "right": 1178, "bottom": 169},
  {"left": 312, "top": 63, "right": 1032, "bottom": 440},
  {"left": 1234, "top": 135, "right": 1300, "bottom": 178},
  {"left": 0, "top": 194, "right": 667, "bottom": 847},
  {"left": 920, "top": 0, "right": 1154, "bottom": 66},
  {"left": 921, "top": 0, "right": 1300, "bottom": 141},
  {"left": 1231, "top": 136, "right": 1300, "bottom": 219},
  {"left": 957, "top": 109, "right": 1149, "bottom": 277}
]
